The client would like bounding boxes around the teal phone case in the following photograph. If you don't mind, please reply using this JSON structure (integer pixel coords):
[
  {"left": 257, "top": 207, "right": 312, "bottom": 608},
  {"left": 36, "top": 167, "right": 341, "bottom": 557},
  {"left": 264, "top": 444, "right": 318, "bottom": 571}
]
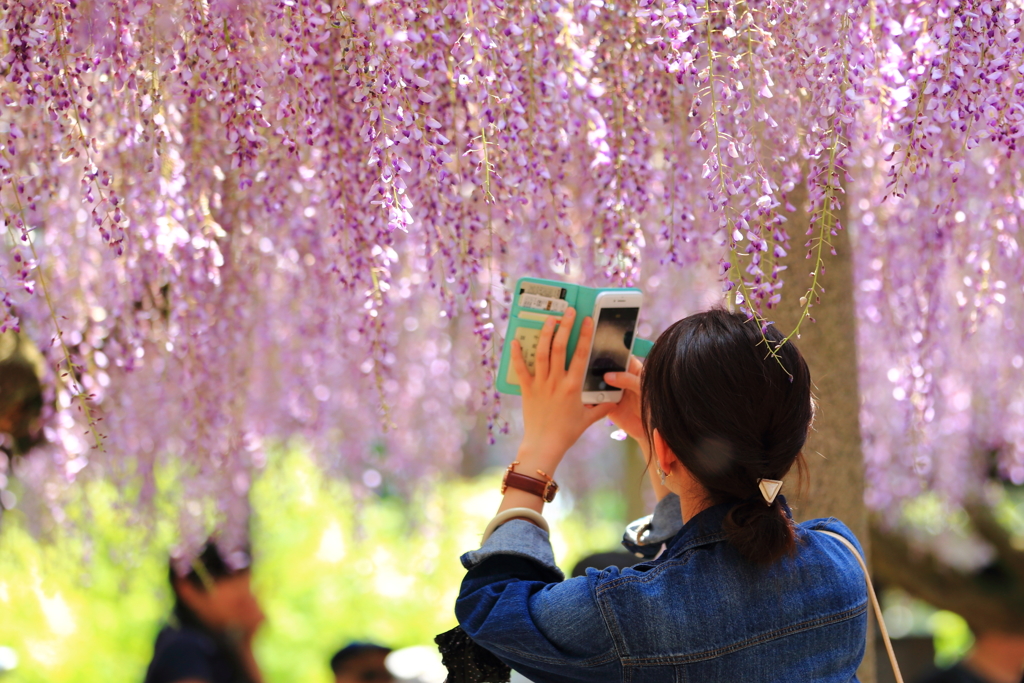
[{"left": 497, "top": 276, "right": 653, "bottom": 396}]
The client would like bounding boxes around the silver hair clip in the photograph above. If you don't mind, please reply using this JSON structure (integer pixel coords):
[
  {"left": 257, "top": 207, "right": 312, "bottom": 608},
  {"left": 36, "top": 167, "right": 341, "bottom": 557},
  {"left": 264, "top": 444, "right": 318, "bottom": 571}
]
[{"left": 757, "top": 478, "right": 783, "bottom": 505}]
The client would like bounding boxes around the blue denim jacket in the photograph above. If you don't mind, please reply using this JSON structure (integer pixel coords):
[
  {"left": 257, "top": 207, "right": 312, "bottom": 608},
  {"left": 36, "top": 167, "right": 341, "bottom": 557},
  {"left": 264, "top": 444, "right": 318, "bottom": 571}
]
[{"left": 456, "top": 496, "right": 867, "bottom": 683}]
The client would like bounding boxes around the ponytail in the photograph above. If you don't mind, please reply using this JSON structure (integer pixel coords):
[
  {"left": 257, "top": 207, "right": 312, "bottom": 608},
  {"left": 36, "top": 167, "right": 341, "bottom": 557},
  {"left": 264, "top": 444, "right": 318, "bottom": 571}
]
[{"left": 723, "top": 497, "right": 797, "bottom": 565}]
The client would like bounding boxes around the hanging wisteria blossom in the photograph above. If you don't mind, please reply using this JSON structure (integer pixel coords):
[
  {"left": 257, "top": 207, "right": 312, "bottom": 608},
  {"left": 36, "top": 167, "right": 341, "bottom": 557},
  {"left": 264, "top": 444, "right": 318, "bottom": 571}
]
[{"left": 0, "top": 0, "right": 1022, "bottom": 552}]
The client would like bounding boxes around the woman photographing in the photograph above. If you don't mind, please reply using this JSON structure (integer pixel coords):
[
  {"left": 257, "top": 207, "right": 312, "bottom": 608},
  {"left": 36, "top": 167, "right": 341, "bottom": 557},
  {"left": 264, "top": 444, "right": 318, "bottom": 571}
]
[{"left": 454, "top": 308, "right": 869, "bottom": 682}]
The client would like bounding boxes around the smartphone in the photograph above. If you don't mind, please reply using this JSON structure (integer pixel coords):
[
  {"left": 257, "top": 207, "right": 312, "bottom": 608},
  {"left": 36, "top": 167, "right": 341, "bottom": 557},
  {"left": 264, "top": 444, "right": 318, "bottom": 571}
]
[{"left": 581, "top": 290, "right": 643, "bottom": 404}]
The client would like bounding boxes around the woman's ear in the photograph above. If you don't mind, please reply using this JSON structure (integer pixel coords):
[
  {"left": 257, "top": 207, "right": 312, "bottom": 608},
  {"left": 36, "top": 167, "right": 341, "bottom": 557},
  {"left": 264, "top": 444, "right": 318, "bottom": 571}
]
[{"left": 652, "top": 429, "right": 677, "bottom": 476}]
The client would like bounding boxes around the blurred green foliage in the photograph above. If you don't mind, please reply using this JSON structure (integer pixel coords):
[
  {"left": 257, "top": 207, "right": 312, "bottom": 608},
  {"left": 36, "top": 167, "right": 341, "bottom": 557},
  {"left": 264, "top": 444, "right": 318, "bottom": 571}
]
[
  {"left": 929, "top": 611, "right": 974, "bottom": 668},
  {"left": 3, "top": 449, "right": 1006, "bottom": 681},
  {"left": 880, "top": 589, "right": 974, "bottom": 667},
  {"left": 0, "top": 451, "right": 622, "bottom": 683}
]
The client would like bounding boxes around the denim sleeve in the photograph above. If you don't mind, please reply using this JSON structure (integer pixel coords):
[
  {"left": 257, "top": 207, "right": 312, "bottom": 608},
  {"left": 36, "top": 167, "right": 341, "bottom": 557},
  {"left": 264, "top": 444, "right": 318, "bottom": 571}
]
[
  {"left": 456, "top": 520, "right": 621, "bottom": 682},
  {"left": 460, "top": 519, "right": 564, "bottom": 579}
]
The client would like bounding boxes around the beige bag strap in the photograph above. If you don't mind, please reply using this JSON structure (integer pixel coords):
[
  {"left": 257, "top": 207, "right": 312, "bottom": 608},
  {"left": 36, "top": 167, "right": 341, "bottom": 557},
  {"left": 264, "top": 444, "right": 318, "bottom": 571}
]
[{"left": 815, "top": 529, "right": 904, "bottom": 683}]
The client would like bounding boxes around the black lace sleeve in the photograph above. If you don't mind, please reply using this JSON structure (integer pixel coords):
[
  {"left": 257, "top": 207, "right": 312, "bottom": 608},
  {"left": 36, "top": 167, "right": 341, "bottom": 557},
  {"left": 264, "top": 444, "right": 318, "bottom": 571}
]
[{"left": 434, "top": 625, "right": 511, "bottom": 683}]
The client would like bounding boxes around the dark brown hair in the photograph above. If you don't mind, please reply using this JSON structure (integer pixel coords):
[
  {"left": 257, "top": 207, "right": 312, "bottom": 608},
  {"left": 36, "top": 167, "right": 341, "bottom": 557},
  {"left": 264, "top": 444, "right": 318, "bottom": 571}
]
[{"left": 641, "top": 309, "right": 812, "bottom": 565}]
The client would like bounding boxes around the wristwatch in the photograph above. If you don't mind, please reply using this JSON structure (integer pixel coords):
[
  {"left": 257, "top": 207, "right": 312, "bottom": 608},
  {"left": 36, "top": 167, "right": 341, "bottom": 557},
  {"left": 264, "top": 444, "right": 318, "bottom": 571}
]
[{"left": 501, "top": 461, "right": 559, "bottom": 503}]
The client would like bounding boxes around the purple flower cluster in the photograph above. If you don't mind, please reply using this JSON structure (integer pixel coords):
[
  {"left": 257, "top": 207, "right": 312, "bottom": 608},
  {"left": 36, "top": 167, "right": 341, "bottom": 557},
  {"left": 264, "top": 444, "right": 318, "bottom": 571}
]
[
  {"left": 0, "top": 0, "right": 1022, "bottom": 549},
  {"left": 852, "top": 0, "right": 1024, "bottom": 507}
]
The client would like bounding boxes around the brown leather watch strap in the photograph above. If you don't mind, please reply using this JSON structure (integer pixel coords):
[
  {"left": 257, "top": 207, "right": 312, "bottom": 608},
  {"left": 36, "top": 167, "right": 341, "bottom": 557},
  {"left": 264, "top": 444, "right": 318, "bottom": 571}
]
[{"left": 501, "top": 463, "right": 559, "bottom": 503}]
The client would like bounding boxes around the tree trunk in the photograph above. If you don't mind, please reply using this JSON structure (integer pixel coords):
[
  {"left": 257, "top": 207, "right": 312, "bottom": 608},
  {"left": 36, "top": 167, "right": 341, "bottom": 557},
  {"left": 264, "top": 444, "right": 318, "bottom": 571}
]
[{"left": 772, "top": 180, "right": 874, "bottom": 681}]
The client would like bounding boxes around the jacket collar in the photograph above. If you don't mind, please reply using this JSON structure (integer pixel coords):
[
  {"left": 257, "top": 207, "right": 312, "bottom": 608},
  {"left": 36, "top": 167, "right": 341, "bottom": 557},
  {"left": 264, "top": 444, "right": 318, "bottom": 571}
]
[{"left": 660, "top": 495, "right": 792, "bottom": 560}]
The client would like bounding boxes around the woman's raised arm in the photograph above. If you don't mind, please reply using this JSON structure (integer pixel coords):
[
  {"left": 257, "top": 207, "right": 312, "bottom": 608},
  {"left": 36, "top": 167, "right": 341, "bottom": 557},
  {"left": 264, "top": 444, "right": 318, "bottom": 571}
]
[{"left": 498, "top": 307, "right": 615, "bottom": 517}]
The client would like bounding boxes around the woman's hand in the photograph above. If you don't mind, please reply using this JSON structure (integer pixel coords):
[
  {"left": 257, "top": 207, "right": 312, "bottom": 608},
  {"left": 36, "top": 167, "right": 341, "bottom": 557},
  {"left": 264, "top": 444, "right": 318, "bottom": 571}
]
[
  {"left": 603, "top": 356, "right": 645, "bottom": 446},
  {"left": 510, "top": 307, "right": 615, "bottom": 470}
]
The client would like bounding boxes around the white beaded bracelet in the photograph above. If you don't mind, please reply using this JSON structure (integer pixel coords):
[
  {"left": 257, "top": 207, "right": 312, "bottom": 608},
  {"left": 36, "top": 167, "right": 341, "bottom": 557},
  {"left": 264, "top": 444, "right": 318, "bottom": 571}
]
[{"left": 481, "top": 507, "right": 550, "bottom": 543}]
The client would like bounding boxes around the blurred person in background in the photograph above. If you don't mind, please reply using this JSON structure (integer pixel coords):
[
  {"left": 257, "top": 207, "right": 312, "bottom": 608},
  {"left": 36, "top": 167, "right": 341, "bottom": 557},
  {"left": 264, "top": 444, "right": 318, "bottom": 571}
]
[
  {"left": 144, "top": 541, "right": 265, "bottom": 683},
  {"left": 917, "top": 630, "right": 1024, "bottom": 683},
  {"left": 330, "top": 642, "right": 394, "bottom": 683},
  {"left": 330, "top": 643, "right": 393, "bottom": 683}
]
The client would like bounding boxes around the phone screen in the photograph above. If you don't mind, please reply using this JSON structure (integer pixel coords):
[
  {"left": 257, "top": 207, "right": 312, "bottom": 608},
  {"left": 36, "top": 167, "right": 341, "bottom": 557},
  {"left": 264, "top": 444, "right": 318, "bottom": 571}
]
[{"left": 584, "top": 307, "right": 640, "bottom": 392}]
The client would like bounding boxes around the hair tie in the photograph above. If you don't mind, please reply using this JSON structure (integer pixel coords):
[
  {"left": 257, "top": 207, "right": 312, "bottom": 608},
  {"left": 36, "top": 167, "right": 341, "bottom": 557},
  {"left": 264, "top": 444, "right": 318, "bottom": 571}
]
[{"left": 757, "top": 478, "right": 783, "bottom": 505}]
